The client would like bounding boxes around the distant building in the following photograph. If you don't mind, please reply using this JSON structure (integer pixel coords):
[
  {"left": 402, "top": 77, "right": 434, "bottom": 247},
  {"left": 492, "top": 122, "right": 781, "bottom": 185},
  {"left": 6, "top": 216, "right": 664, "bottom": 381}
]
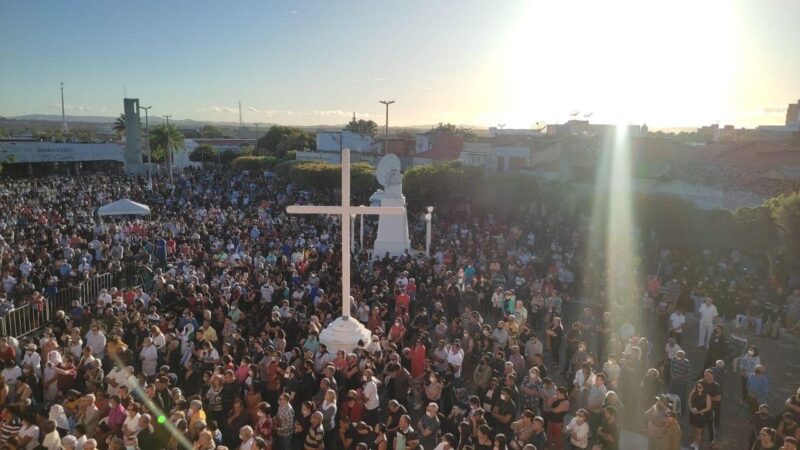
[
  {"left": 787, "top": 99, "right": 800, "bottom": 125},
  {"left": 413, "top": 133, "right": 464, "bottom": 164},
  {"left": 488, "top": 127, "right": 543, "bottom": 137},
  {"left": 184, "top": 138, "right": 256, "bottom": 154},
  {"left": 316, "top": 130, "right": 375, "bottom": 153},
  {"left": 545, "top": 120, "right": 642, "bottom": 137}
]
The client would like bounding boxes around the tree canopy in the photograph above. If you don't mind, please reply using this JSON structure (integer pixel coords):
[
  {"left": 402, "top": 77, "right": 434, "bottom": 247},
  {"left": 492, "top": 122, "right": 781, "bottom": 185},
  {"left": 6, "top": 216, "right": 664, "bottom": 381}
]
[
  {"left": 200, "top": 125, "right": 225, "bottom": 139},
  {"left": 149, "top": 124, "right": 185, "bottom": 164},
  {"left": 344, "top": 118, "right": 378, "bottom": 137},
  {"left": 189, "top": 144, "right": 218, "bottom": 163},
  {"left": 256, "top": 125, "right": 315, "bottom": 158},
  {"left": 432, "top": 122, "right": 477, "bottom": 141}
]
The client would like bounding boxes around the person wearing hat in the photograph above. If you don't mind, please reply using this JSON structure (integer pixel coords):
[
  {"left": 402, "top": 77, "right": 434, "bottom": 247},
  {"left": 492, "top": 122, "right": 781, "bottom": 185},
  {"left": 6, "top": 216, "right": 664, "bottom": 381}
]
[{"left": 646, "top": 395, "right": 672, "bottom": 450}]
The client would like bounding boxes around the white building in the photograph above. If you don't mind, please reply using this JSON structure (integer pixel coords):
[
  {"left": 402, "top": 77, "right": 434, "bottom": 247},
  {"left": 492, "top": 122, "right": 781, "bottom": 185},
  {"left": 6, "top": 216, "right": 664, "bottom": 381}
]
[
  {"left": 316, "top": 130, "right": 376, "bottom": 153},
  {"left": 458, "top": 143, "right": 532, "bottom": 172}
]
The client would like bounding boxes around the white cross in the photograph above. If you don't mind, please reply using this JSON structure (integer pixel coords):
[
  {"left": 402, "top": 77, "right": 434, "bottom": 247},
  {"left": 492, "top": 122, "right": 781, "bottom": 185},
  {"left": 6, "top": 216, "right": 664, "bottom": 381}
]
[{"left": 286, "top": 149, "right": 405, "bottom": 319}]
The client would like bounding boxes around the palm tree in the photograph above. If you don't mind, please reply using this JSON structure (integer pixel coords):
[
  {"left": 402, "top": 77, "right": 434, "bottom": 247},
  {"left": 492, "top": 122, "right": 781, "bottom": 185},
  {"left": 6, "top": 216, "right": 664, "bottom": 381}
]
[
  {"left": 112, "top": 114, "right": 125, "bottom": 135},
  {"left": 149, "top": 123, "right": 185, "bottom": 172}
]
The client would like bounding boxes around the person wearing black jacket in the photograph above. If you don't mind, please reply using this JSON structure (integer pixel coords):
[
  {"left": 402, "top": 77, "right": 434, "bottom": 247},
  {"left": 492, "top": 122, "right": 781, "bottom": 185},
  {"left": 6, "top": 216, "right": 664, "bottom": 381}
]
[{"left": 221, "top": 369, "right": 242, "bottom": 413}]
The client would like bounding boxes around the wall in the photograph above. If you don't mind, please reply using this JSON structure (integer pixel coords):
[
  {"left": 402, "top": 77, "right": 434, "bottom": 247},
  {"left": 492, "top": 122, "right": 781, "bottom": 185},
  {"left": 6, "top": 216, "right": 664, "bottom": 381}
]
[
  {"left": 0, "top": 141, "right": 126, "bottom": 163},
  {"left": 316, "top": 131, "right": 375, "bottom": 153}
]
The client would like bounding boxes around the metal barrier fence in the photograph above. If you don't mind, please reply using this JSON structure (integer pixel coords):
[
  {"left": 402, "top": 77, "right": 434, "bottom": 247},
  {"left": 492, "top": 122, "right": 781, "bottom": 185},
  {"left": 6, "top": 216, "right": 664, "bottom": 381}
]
[
  {"left": 0, "top": 302, "right": 50, "bottom": 338},
  {"left": 0, "top": 267, "right": 143, "bottom": 338}
]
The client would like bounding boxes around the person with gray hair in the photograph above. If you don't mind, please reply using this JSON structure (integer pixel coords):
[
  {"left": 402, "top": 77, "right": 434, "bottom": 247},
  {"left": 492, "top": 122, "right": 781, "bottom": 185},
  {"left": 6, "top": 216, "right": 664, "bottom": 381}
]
[{"left": 238, "top": 425, "right": 255, "bottom": 450}]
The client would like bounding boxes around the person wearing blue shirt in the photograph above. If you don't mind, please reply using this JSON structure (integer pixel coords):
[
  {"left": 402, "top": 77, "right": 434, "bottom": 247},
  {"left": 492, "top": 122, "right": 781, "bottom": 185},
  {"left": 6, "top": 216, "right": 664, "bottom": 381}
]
[{"left": 747, "top": 365, "right": 769, "bottom": 412}]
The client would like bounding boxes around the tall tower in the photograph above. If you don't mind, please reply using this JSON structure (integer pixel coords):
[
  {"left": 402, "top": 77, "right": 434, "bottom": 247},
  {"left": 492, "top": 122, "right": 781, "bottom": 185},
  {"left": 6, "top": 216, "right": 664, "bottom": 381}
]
[
  {"left": 60, "top": 82, "right": 68, "bottom": 133},
  {"left": 123, "top": 98, "right": 142, "bottom": 165},
  {"left": 239, "top": 101, "right": 243, "bottom": 129}
]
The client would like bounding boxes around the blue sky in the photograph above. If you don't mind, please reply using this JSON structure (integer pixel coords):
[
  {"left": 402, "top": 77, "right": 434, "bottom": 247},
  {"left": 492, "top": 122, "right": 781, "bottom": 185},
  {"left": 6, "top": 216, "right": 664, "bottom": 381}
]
[{"left": 2, "top": 0, "right": 799, "bottom": 129}]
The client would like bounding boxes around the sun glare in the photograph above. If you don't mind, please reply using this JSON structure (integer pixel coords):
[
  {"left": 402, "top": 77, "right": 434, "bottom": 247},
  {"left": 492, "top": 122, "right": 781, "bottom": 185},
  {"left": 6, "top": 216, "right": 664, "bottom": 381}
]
[{"left": 501, "top": 0, "right": 738, "bottom": 127}]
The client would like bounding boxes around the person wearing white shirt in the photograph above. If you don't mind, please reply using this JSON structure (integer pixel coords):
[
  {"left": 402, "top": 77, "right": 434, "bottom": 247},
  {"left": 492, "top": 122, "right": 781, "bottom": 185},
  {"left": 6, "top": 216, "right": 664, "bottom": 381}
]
[
  {"left": 122, "top": 404, "right": 141, "bottom": 438},
  {"left": 446, "top": 343, "right": 465, "bottom": 380},
  {"left": 139, "top": 338, "right": 158, "bottom": 377},
  {"left": 564, "top": 409, "right": 590, "bottom": 449},
  {"left": 18, "top": 416, "right": 40, "bottom": 450},
  {"left": 19, "top": 258, "right": 33, "bottom": 278},
  {"left": 669, "top": 309, "right": 686, "bottom": 345},
  {"left": 21, "top": 344, "right": 42, "bottom": 376},
  {"left": 97, "top": 290, "right": 112, "bottom": 307},
  {"left": 665, "top": 337, "right": 683, "bottom": 361},
  {"left": 697, "top": 297, "right": 719, "bottom": 348},
  {"left": 2, "top": 364, "right": 21, "bottom": 385},
  {"left": 361, "top": 369, "right": 380, "bottom": 424},
  {"left": 105, "top": 366, "right": 124, "bottom": 396},
  {"left": 85, "top": 326, "right": 107, "bottom": 359}
]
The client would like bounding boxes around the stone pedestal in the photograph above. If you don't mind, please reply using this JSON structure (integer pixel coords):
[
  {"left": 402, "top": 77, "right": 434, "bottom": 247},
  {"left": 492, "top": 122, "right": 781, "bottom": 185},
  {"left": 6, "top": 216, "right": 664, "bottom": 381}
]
[
  {"left": 370, "top": 191, "right": 411, "bottom": 258},
  {"left": 319, "top": 316, "right": 372, "bottom": 355}
]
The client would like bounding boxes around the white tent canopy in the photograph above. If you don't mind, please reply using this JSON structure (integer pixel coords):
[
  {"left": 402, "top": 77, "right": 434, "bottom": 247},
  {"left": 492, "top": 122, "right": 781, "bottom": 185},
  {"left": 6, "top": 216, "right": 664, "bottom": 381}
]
[{"left": 97, "top": 199, "right": 151, "bottom": 216}]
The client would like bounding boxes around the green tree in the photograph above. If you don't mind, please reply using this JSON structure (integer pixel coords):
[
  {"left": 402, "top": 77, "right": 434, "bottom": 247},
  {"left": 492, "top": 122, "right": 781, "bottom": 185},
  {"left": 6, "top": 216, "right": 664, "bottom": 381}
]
[
  {"left": 344, "top": 118, "right": 378, "bottom": 136},
  {"left": 402, "top": 161, "right": 482, "bottom": 209},
  {"left": 189, "top": 144, "right": 218, "bottom": 163},
  {"left": 767, "top": 191, "right": 800, "bottom": 262},
  {"left": 113, "top": 114, "right": 126, "bottom": 135},
  {"left": 432, "top": 122, "right": 477, "bottom": 141},
  {"left": 397, "top": 129, "right": 416, "bottom": 140},
  {"left": 200, "top": 125, "right": 225, "bottom": 138},
  {"left": 149, "top": 124, "right": 185, "bottom": 167},
  {"left": 257, "top": 125, "right": 315, "bottom": 158}
]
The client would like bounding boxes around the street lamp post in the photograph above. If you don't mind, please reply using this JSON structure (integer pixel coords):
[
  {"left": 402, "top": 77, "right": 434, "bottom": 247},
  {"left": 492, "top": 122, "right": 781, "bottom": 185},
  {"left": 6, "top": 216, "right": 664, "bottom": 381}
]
[
  {"left": 498, "top": 123, "right": 506, "bottom": 135},
  {"left": 360, "top": 207, "right": 365, "bottom": 251},
  {"left": 379, "top": 100, "right": 395, "bottom": 154},
  {"left": 425, "top": 205, "right": 433, "bottom": 256},
  {"left": 139, "top": 105, "right": 152, "bottom": 189},
  {"left": 163, "top": 115, "right": 173, "bottom": 183}
]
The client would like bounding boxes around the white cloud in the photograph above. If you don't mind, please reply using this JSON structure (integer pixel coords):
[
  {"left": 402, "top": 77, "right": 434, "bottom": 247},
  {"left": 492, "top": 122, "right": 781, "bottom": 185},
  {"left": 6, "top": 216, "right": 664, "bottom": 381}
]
[
  {"left": 49, "top": 104, "right": 92, "bottom": 112},
  {"left": 199, "top": 105, "right": 238, "bottom": 114},
  {"left": 248, "top": 107, "right": 263, "bottom": 113},
  {"left": 762, "top": 105, "right": 787, "bottom": 114},
  {"left": 312, "top": 110, "right": 371, "bottom": 118},
  {"left": 290, "top": 9, "right": 298, "bottom": 14}
]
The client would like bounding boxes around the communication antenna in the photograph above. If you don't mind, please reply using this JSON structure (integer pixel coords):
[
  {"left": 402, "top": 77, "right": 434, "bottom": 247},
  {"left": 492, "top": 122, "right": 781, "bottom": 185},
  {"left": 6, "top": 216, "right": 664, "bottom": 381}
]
[
  {"left": 60, "top": 82, "right": 68, "bottom": 133},
  {"left": 570, "top": 110, "right": 580, "bottom": 118},
  {"left": 239, "top": 101, "right": 243, "bottom": 129},
  {"left": 583, "top": 112, "right": 593, "bottom": 119}
]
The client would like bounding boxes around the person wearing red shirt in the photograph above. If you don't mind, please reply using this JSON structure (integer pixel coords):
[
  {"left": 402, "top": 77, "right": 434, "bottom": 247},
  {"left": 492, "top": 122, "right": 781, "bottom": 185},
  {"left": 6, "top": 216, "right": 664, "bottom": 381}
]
[
  {"left": 395, "top": 289, "right": 411, "bottom": 315},
  {"left": 0, "top": 338, "right": 16, "bottom": 366}
]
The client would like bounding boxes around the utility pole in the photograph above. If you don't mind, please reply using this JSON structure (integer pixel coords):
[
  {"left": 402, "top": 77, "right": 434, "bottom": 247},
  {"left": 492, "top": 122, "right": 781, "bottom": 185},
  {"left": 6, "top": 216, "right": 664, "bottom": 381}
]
[
  {"left": 239, "top": 101, "right": 243, "bottom": 130},
  {"left": 379, "top": 100, "right": 395, "bottom": 154},
  {"left": 254, "top": 123, "right": 260, "bottom": 153},
  {"left": 498, "top": 123, "right": 506, "bottom": 135},
  {"left": 163, "top": 115, "right": 173, "bottom": 183},
  {"left": 140, "top": 105, "right": 152, "bottom": 190}
]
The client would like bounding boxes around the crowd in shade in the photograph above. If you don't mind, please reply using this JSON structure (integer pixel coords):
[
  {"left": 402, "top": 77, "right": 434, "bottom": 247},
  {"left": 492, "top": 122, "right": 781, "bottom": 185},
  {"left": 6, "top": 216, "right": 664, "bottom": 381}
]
[{"left": 0, "top": 167, "right": 798, "bottom": 450}]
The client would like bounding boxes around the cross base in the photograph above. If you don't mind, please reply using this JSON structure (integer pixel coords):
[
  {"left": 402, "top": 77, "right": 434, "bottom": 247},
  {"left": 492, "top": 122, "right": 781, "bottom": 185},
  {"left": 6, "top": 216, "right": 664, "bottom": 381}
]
[{"left": 319, "top": 316, "right": 373, "bottom": 355}]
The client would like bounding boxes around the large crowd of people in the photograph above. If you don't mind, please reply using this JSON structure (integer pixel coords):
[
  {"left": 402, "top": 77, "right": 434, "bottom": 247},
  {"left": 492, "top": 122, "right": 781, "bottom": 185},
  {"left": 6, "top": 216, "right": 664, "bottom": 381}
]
[{"left": 0, "top": 167, "right": 798, "bottom": 450}]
